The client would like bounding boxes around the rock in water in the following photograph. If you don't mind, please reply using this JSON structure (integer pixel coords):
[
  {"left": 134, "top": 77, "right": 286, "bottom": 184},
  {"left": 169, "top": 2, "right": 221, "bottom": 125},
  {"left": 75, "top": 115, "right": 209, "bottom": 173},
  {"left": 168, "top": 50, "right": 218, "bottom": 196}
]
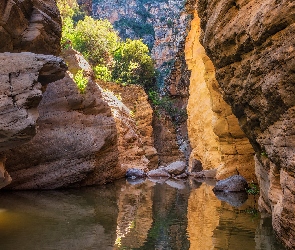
[
  {"left": 164, "top": 161, "right": 186, "bottom": 175},
  {"left": 147, "top": 169, "right": 171, "bottom": 178},
  {"left": 214, "top": 191, "right": 248, "bottom": 208},
  {"left": 126, "top": 168, "right": 146, "bottom": 179},
  {"left": 213, "top": 175, "right": 248, "bottom": 192}
]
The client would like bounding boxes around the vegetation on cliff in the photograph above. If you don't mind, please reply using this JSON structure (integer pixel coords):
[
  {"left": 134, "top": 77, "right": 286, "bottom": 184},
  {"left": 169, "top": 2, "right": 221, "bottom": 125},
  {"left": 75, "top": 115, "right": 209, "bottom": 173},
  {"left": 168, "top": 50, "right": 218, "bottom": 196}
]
[{"left": 57, "top": 0, "right": 156, "bottom": 91}]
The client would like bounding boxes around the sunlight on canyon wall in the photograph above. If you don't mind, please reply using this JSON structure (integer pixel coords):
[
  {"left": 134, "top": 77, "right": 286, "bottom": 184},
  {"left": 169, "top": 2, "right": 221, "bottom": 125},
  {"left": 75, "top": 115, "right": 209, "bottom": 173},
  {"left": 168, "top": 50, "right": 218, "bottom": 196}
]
[{"left": 185, "top": 11, "right": 255, "bottom": 181}]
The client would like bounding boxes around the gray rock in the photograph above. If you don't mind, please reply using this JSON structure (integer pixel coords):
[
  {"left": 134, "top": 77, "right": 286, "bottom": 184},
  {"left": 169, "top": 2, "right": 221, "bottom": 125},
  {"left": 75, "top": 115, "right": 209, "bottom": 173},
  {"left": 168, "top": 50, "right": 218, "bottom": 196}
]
[
  {"left": 214, "top": 191, "right": 248, "bottom": 207},
  {"left": 164, "top": 161, "right": 186, "bottom": 175},
  {"left": 126, "top": 168, "right": 146, "bottom": 179},
  {"left": 191, "top": 169, "right": 217, "bottom": 179},
  {"left": 188, "top": 159, "right": 203, "bottom": 173},
  {"left": 147, "top": 169, "right": 171, "bottom": 178},
  {"left": 213, "top": 175, "right": 248, "bottom": 192},
  {"left": 174, "top": 172, "right": 188, "bottom": 179}
]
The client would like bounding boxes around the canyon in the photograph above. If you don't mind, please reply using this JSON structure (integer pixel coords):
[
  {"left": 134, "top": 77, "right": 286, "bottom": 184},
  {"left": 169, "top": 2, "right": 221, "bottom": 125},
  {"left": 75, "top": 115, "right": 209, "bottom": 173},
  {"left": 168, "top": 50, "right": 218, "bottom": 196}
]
[{"left": 0, "top": 0, "right": 294, "bottom": 249}]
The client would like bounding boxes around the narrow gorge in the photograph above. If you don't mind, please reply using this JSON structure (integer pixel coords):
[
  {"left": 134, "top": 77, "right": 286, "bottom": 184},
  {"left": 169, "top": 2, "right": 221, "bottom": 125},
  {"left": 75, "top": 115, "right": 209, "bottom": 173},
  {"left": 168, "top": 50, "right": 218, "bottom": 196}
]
[{"left": 0, "top": 0, "right": 294, "bottom": 249}]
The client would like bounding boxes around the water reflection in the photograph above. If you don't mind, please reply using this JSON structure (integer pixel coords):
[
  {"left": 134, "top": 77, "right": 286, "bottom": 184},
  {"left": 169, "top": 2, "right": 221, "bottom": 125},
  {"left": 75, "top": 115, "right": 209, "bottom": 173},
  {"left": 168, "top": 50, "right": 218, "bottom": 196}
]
[{"left": 0, "top": 178, "right": 285, "bottom": 250}]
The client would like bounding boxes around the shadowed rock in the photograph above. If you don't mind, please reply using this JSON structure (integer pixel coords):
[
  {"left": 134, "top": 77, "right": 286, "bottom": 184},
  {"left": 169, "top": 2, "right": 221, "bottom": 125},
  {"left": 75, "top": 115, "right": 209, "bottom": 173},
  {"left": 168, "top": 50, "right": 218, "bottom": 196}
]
[
  {"left": 126, "top": 168, "right": 146, "bottom": 179},
  {"left": 214, "top": 191, "right": 248, "bottom": 208},
  {"left": 213, "top": 175, "right": 248, "bottom": 192}
]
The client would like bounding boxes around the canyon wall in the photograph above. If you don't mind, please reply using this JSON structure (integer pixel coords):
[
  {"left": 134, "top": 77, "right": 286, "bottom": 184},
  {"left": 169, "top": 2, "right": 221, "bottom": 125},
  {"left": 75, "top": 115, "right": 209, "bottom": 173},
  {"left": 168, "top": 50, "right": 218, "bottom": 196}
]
[
  {"left": 186, "top": 11, "right": 255, "bottom": 181},
  {"left": 1, "top": 0, "right": 142, "bottom": 189},
  {"left": 0, "top": 0, "right": 61, "bottom": 55},
  {"left": 196, "top": 0, "right": 295, "bottom": 248},
  {"left": 0, "top": 0, "right": 66, "bottom": 188}
]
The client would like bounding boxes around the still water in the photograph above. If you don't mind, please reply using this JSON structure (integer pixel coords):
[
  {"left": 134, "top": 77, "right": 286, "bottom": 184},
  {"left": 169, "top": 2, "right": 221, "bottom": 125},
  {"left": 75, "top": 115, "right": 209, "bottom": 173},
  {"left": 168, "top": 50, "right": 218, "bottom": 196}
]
[{"left": 0, "top": 178, "right": 285, "bottom": 250}]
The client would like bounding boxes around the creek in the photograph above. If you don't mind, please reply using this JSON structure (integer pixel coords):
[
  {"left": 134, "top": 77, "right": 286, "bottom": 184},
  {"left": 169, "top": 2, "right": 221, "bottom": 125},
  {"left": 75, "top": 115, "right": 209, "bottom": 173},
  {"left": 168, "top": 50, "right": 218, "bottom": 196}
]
[{"left": 0, "top": 178, "right": 285, "bottom": 250}]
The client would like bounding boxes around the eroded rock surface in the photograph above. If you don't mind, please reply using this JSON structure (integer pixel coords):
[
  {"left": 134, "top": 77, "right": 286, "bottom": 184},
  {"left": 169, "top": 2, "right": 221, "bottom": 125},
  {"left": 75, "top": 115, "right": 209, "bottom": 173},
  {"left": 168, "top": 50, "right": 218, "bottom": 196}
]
[
  {"left": 0, "top": 52, "right": 66, "bottom": 188},
  {"left": 0, "top": 52, "right": 66, "bottom": 151},
  {"left": 5, "top": 72, "right": 122, "bottom": 189},
  {"left": 196, "top": 0, "right": 295, "bottom": 248},
  {"left": 185, "top": 10, "right": 255, "bottom": 181},
  {"left": 99, "top": 81, "right": 159, "bottom": 171},
  {"left": 0, "top": 0, "right": 61, "bottom": 55}
]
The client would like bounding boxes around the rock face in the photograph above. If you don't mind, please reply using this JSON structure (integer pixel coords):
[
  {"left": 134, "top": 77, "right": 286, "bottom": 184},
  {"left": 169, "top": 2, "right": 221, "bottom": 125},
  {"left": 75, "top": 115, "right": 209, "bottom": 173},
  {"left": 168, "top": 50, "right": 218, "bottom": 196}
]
[
  {"left": 5, "top": 74, "right": 122, "bottom": 189},
  {"left": 185, "top": 10, "right": 255, "bottom": 181},
  {"left": 98, "top": 81, "right": 158, "bottom": 170},
  {"left": 4, "top": 50, "right": 123, "bottom": 189},
  {"left": 0, "top": 52, "right": 66, "bottom": 151},
  {"left": 0, "top": 52, "right": 66, "bottom": 188},
  {"left": 0, "top": 0, "right": 61, "bottom": 55},
  {"left": 196, "top": 0, "right": 295, "bottom": 248}
]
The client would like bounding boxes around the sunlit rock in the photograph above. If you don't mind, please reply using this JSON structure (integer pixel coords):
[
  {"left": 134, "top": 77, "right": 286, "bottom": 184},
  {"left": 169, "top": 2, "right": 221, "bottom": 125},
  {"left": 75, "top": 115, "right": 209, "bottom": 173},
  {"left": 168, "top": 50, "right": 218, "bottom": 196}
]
[
  {"left": 196, "top": 0, "right": 295, "bottom": 247},
  {"left": 185, "top": 11, "right": 255, "bottom": 181}
]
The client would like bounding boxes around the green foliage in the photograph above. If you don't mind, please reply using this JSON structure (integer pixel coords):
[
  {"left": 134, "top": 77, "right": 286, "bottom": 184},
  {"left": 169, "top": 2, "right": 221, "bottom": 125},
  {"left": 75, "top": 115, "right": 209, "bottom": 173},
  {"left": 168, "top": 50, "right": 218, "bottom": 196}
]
[
  {"left": 246, "top": 183, "right": 260, "bottom": 195},
  {"left": 73, "top": 17, "right": 119, "bottom": 65},
  {"left": 148, "top": 90, "right": 187, "bottom": 124},
  {"left": 74, "top": 70, "right": 88, "bottom": 93},
  {"left": 112, "top": 39, "right": 156, "bottom": 89},
  {"left": 57, "top": 0, "right": 156, "bottom": 90},
  {"left": 93, "top": 65, "right": 112, "bottom": 82},
  {"left": 167, "top": 19, "right": 173, "bottom": 28}
]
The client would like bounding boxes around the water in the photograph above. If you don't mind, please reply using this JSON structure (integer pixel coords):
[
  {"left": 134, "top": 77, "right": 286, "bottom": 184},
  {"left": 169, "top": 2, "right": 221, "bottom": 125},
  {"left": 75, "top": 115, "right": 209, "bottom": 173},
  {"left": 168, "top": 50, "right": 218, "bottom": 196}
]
[{"left": 0, "top": 178, "right": 285, "bottom": 250}]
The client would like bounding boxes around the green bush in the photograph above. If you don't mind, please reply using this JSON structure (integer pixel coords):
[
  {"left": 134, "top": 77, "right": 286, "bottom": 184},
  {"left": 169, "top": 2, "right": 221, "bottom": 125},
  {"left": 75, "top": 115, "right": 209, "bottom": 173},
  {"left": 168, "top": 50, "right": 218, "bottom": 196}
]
[
  {"left": 112, "top": 39, "right": 156, "bottom": 89},
  {"left": 74, "top": 70, "right": 88, "bottom": 93},
  {"left": 246, "top": 183, "right": 260, "bottom": 195},
  {"left": 57, "top": 0, "right": 156, "bottom": 91},
  {"left": 93, "top": 65, "right": 112, "bottom": 82}
]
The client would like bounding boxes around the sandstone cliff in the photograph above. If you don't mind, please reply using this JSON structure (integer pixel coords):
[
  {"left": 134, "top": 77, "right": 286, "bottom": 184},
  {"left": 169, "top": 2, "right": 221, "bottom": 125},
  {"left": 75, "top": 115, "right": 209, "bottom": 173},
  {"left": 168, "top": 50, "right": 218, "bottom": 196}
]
[
  {"left": 0, "top": 0, "right": 61, "bottom": 55},
  {"left": 98, "top": 81, "right": 158, "bottom": 170},
  {"left": 196, "top": 0, "right": 295, "bottom": 248},
  {"left": 185, "top": 11, "right": 255, "bottom": 181},
  {"left": 4, "top": 49, "right": 123, "bottom": 189}
]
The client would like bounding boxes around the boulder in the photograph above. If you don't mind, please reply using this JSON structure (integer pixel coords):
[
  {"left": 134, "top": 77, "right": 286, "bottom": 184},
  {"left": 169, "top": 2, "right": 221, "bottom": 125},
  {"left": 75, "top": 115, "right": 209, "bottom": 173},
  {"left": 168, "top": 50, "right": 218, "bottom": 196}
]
[
  {"left": 126, "top": 168, "right": 146, "bottom": 179},
  {"left": 214, "top": 191, "right": 248, "bottom": 208},
  {"left": 213, "top": 175, "right": 248, "bottom": 192},
  {"left": 147, "top": 169, "right": 171, "bottom": 178},
  {"left": 164, "top": 161, "right": 186, "bottom": 175},
  {"left": 191, "top": 169, "right": 217, "bottom": 179}
]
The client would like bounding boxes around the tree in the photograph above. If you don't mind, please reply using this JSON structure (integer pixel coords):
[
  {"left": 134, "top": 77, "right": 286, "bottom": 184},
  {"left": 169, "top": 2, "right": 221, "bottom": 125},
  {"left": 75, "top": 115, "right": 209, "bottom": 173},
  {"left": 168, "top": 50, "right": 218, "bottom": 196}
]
[
  {"left": 73, "top": 17, "right": 119, "bottom": 66},
  {"left": 112, "top": 39, "right": 156, "bottom": 89}
]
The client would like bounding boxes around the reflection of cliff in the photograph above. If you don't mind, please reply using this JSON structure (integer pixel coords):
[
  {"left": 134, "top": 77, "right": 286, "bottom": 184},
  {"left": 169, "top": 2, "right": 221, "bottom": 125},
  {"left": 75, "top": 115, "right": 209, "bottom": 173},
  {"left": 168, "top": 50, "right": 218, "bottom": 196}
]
[
  {"left": 141, "top": 182, "right": 190, "bottom": 250},
  {"left": 114, "top": 181, "right": 154, "bottom": 249},
  {"left": 187, "top": 183, "right": 283, "bottom": 250},
  {"left": 187, "top": 183, "right": 221, "bottom": 249},
  {"left": 185, "top": 11, "right": 255, "bottom": 181},
  {"left": 0, "top": 185, "right": 121, "bottom": 250}
]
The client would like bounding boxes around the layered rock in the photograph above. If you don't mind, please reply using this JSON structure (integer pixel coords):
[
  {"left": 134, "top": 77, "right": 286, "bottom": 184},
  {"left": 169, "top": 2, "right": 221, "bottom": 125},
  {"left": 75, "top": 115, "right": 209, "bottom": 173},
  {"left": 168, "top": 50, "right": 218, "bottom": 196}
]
[
  {"left": 0, "top": 0, "right": 61, "bottom": 55},
  {"left": 186, "top": 11, "right": 255, "bottom": 181},
  {"left": 196, "top": 0, "right": 295, "bottom": 248},
  {"left": 4, "top": 50, "right": 122, "bottom": 189},
  {"left": 152, "top": 114, "right": 185, "bottom": 165},
  {"left": 98, "top": 81, "right": 158, "bottom": 170},
  {"left": 0, "top": 52, "right": 67, "bottom": 188}
]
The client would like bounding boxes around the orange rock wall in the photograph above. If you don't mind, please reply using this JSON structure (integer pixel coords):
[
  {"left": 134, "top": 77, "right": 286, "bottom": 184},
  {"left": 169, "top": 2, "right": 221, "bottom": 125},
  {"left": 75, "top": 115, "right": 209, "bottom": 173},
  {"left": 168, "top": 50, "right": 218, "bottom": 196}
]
[{"left": 186, "top": 12, "right": 255, "bottom": 181}]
